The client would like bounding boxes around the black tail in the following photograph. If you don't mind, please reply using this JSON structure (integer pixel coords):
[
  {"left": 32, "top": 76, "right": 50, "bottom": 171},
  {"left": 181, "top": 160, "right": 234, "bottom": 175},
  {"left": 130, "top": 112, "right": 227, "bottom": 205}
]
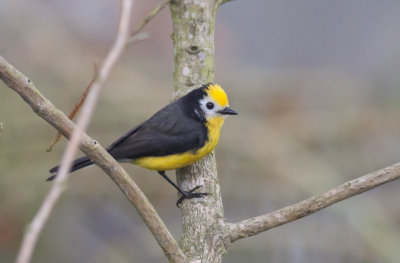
[{"left": 47, "top": 156, "right": 93, "bottom": 181}]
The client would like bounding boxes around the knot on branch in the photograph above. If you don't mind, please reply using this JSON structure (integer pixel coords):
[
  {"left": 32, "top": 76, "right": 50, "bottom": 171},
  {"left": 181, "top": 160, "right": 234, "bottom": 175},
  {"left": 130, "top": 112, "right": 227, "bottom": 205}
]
[{"left": 187, "top": 45, "right": 200, "bottom": 54}]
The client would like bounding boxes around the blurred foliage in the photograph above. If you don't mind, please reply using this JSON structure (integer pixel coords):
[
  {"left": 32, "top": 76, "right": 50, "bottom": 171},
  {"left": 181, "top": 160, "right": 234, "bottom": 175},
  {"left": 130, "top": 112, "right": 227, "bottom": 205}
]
[{"left": 1, "top": 0, "right": 400, "bottom": 262}]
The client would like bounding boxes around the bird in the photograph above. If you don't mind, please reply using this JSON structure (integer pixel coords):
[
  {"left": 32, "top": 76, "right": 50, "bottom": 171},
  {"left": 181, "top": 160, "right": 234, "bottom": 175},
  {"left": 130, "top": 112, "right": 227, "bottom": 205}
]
[{"left": 48, "top": 83, "right": 237, "bottom": 206}]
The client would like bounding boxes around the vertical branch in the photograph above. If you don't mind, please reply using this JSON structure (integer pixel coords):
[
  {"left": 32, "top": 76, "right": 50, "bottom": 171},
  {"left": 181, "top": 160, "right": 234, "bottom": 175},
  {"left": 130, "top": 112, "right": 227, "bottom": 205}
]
[
  {"left": 14, "top": 1, "right": 133, "bottom": 262},
  {"left": 170, "top": 1, "right": 227, "bottom": 262}
]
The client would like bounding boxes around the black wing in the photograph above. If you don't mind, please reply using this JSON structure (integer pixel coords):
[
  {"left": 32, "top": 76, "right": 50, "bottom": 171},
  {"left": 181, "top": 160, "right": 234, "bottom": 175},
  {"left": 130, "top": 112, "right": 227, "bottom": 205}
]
[
  {"left": 108, "top": 101, "right": 208, "bottom": 161},
  {"left": 48, "top": 90, "right": 208, "bottom": 178}
]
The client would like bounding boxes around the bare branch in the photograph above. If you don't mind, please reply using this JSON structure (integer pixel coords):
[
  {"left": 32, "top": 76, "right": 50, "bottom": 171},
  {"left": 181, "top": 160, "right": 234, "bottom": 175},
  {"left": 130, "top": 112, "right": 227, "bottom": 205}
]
[
  {"left": 46, "top": 66, "right": 97, "bottom": 152},
  {"left": 128, "top": 0, "right": 171, "bottom": 44},
  {"left": 48, "top": 0, "right": 168, "bottom": 148},
  {"left": 129, "top": 32, "right": 150, "bottom": 44},
  {"left": 1, "top": 1, "right": 184, "bottom": 262},
  {"left": 217, "top": 0, "right": 234, "bottom": 6},
  {"left": 0, "top": 56, "right": 185, "bottom": 263},
  {"left": 227, "top": 162, "right": 400, "bottom": 243},
  {"left": 13, "top": 1, "right": 133, "bottom": 262}
]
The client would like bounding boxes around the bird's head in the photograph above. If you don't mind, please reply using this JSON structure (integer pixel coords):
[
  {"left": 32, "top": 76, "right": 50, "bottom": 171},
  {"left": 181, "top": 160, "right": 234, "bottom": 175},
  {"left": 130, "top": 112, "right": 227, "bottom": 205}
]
[
  {"left": 181, "top": 83, "right": 237, "bottom": 121},
  {"left": 197, "top": 83, "right": 238, "bottom": 119}
]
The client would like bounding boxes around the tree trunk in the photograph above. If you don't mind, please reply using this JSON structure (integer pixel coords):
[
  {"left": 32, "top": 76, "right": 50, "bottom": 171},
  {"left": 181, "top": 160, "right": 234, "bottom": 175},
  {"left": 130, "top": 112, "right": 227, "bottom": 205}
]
[{"left": 170, "top": 0, "right": 228, "bottom": 262}]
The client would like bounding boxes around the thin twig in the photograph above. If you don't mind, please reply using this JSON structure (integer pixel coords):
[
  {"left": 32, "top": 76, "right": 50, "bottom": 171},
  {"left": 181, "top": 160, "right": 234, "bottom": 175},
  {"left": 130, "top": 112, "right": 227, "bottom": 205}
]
[
  {"left": 127, "top": 0, "right": 171, "bottom": 44},
  {"left": 47, "top": 0, "right": 168, "bottom": 150},
  {"left": 13, "top": 0, "right": 133, "bottom": 262},
  {"left": 227, "top": 162, "right": 400, "bottom": 243},
  {"left": 129, "top": 32, "right": 150, "bottom": 44},
  {"left": 46, "top": 65, "right": 98, "bottom": 152},
  {"left": 218, "top": 0, "right": 234, "bottom": 6}
]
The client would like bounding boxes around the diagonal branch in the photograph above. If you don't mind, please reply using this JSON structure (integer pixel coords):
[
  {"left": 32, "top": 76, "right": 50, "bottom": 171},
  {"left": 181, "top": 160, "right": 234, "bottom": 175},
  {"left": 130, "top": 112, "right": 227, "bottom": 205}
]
[
  {"left": 48, "top": 0, "right": 169, "bottom": 150},
  {"left": 46, "top": 66, "right": 98, "bottom": 152},
  {"left": 227, "top": 162, "right": 400, "bottom": 243},
  {"left": 217, "top": 0, "right": 234, "bottom": 6},
  {"left": 12, "top": 0, "right": 133, "bottom": 262},
  {"left": 1, "top": 1, "right": 185, "bottom": 262},
  {"left": 0, "top": 54, "right": 185, "bottom": 262},
  {"left": 128, "top": 0, "right": 171, "bottom": 44}
]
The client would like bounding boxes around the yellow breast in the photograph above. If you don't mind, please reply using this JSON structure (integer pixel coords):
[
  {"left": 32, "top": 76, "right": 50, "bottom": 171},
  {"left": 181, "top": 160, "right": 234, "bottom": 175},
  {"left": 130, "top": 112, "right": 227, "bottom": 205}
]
[{"left": 133, "top": 116, "right": 225, "bottom": 171}]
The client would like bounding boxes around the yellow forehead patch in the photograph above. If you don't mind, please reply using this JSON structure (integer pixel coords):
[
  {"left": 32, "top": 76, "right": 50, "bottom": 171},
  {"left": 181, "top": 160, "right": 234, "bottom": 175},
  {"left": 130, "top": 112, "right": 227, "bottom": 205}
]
[{"left": 205, "top": 84, "right": 229, "bottom": 107}]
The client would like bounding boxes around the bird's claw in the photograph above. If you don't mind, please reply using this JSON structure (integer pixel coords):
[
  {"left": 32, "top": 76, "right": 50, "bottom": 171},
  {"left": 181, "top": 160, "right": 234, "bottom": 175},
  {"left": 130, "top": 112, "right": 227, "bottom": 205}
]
[{"left": 176, "top": 186, "right": 209, "bottom": 207}]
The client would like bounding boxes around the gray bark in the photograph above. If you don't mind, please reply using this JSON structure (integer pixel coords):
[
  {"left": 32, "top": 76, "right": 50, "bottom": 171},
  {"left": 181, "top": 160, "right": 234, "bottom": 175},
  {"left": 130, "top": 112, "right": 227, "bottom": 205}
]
[{"left": 170, "top": 0, "right": 229, "bottom": 262}]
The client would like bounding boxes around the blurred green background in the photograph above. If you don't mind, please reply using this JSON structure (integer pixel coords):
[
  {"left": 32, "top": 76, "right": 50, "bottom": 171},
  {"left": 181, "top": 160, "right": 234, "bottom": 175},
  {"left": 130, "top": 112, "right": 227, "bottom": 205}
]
[{"left": 1, "top": 0, "right": 400, "bottom": 262}]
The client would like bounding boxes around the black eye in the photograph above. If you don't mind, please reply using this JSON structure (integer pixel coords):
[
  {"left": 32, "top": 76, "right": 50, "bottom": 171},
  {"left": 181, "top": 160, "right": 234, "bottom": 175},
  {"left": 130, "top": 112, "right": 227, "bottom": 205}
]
[{"left": 206, "top": 102, "right": 214, "bottom": 109}]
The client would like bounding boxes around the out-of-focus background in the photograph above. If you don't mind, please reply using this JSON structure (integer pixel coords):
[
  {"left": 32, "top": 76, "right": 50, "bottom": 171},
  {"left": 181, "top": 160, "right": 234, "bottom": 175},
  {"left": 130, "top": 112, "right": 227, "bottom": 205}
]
[{"left": 1, "top": 0, "right": 400, "bottom": 262}]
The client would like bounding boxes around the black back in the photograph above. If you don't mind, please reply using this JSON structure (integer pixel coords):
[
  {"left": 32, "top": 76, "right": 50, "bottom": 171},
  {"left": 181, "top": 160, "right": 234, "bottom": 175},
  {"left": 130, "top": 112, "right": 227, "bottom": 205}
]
[
  {"left": 107, "top": 87, "right": 208, "bottom": 160},
  {"left": 49, "top": 86, "right": 209, "bottom": 176}
]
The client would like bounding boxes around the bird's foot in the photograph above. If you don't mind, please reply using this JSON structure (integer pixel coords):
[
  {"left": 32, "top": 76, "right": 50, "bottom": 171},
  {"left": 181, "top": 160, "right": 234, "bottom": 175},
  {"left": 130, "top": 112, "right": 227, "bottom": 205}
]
[{"left": 176, "top": 186, "right": 209, "bottom": 207}]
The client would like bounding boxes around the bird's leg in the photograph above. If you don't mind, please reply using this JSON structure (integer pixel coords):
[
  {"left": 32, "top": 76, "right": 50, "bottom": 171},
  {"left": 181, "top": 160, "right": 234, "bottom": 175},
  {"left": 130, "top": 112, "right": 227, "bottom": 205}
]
[
  {"left": 175, "top": 185, "right": 210, "bottom": 207},
  {"left": 157, "top": 171, "right": 209, "bottom": 207}
]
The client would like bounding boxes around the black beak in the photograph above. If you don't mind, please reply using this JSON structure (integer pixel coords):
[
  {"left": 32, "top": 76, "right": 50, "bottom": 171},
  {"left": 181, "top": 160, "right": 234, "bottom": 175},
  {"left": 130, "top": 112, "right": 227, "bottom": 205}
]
[{"left": 218, "top": 107, "right": 238, "bottom": 115}]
